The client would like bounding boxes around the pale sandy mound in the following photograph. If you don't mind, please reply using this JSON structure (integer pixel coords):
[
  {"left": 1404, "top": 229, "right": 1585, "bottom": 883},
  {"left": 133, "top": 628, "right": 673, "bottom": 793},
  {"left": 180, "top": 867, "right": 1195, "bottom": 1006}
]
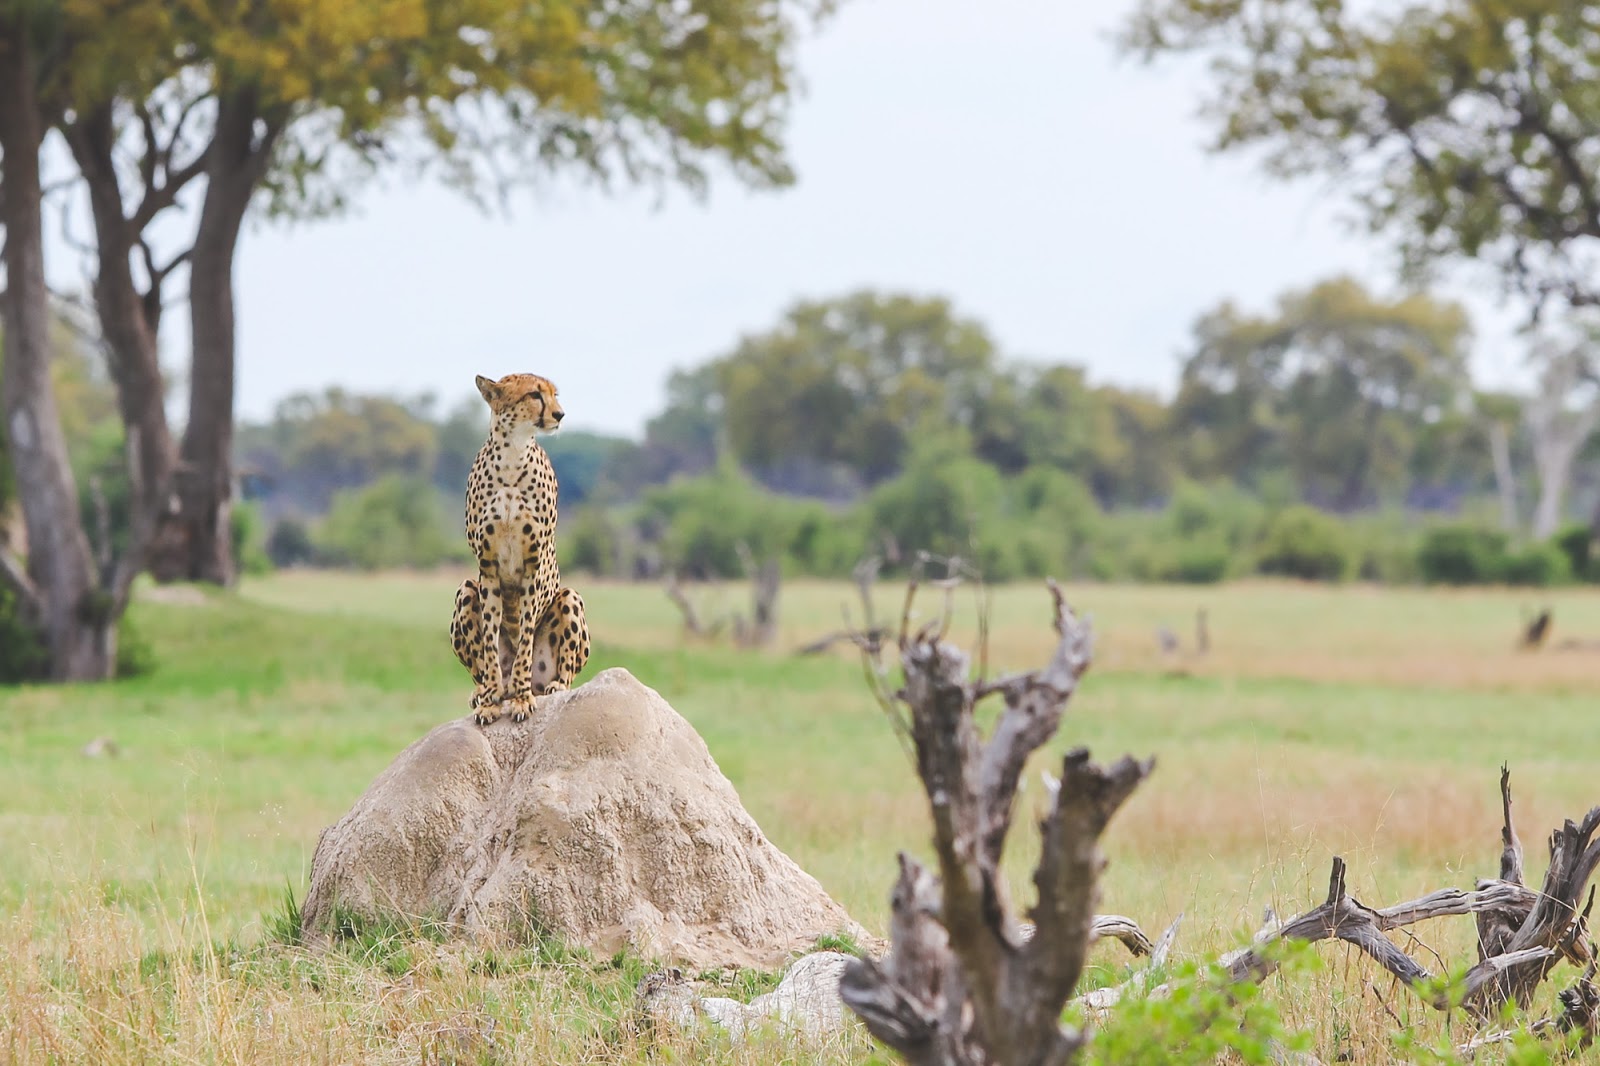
[{"left": 301, "top": 668, "right": 864, "bottom": 968}]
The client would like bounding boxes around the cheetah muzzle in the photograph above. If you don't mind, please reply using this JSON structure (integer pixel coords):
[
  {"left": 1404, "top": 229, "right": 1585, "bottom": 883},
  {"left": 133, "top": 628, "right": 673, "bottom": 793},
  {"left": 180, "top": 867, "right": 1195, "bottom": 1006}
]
[{"left": 450, "top": 372, "right": 592, "bottom": 724}]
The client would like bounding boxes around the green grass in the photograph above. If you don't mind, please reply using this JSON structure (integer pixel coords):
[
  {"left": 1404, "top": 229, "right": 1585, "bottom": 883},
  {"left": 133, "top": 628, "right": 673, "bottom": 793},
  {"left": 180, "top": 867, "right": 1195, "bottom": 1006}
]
[{"left": 5, "top": 571, "right": 1600, "bottom": 1062}]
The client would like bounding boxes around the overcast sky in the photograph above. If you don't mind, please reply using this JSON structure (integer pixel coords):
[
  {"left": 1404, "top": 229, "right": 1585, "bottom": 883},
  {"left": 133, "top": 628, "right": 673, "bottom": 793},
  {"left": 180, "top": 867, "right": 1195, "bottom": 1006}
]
[{"left": 210, "top": 0, "right": 1525, "bottom": 437}]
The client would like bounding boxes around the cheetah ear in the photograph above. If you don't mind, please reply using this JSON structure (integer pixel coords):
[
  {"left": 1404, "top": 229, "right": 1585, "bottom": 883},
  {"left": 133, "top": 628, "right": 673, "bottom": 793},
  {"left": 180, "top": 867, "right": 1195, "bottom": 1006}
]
[{"left": 474, "top": 374, "right": 499, "bottom": 403}]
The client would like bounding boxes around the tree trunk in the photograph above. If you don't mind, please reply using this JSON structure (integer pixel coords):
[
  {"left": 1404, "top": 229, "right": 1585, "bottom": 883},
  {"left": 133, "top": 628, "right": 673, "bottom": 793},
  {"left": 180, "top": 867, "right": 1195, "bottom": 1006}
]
[
  {"left": 1526, "top": 352, "right": 1600, "bottom": 541},
  {"left": 0, "top": 21, "right": 115, "bottom": 680},
  {"left": 1487, "top": 420, "right": 1522, "bottom": 533},
  {"left": 1530, "top": 425, "right": 1594, "bottom": 540},
  {"left": 148, "top": 90, "right": 279, "bottom": 586},
  {"left": 63, "top": 105, "right": 178, "bottom": 540}
]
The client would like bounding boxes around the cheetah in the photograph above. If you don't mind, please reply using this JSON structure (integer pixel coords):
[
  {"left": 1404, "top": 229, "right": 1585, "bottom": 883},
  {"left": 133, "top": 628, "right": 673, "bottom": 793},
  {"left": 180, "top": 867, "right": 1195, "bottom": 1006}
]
[{"left": 450, "top": 372, "right": 591, "bottom": 724}]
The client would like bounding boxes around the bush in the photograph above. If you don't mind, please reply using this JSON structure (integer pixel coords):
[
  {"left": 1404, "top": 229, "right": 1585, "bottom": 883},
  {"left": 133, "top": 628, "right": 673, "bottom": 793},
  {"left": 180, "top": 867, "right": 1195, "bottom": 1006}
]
[
  {"left": 636, "top": 465, "right": 818, "bottom": 578},
  {"left": 1417, "top": 524, "right": 1508, "bottom": 585},
  {"left": 1156, "top": 539, "right": 1232, "bottom": 584},
  {"left": 785, "top": 503, "right": 868, "bottom": 577},
  {"left": 316, "top": 475, "right": 468, "bottom": 570},
  {"left": 561, "top": 505, "right": 626, "bottom": 576},
  {"left": 1254, "top": 505, "right": 1352, "bottom": 582},
  {"left": 0, "top": 586, "right": 148, "bottom": 683},
  {"left": 1501, "top": 543, "right": 1572, "bottom": 587},
  {"left": 1553, "top": 524, "right": 1596, "bottom": 582},
  {"left": 1347, "top": 513, "right": 1423, "bottom": 584},
  {"left": 1080, "top": 954, "right": 1315, "bottom": 1066},
  {"left": 266, "top": 518, "right": 317, "bottom": 568},
  {"left": 0, "top": 581, "right": 47, "bottom": 684},
  {"left": 1166, "top": 479, "right": 1265, "bottom": 551},
  {"left": 1127, "top": 534, "right": 1231, "bottom": 584},
  {"left": 231, "top": 501, "right": 273, "bottom": 576},
  {"left": 114, "top": 615, "right": 156, "bottom": 679},
  {"left": 868, "top": 440, "right": 1007, "bottom": 566},
  {"left": 1012, "top": 467, "right": 1100, "bottom": 578}
]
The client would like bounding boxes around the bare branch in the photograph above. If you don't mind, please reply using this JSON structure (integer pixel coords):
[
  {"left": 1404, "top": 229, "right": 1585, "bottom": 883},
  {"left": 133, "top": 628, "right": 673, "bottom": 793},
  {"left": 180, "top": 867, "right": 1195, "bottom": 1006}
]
[{"left": 842, "top": 578, "right": 1153, "bottom": 1065}]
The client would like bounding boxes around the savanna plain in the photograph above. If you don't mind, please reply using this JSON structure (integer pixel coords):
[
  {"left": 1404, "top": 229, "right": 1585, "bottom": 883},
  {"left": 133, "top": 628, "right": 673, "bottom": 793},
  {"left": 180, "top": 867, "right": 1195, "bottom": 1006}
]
[{"left": 4, "top": 573, "right": 1600, "bottom": 1064}]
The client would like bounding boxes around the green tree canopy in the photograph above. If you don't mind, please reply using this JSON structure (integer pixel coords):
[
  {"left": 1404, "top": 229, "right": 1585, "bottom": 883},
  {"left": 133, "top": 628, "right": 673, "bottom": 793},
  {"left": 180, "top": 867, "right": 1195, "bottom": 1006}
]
[
  {"left": 715, "top": 291, "right": 1002, "bottom": 486},
  {"left": 1122, "top": 0, "right": 1600, "bottom": 312},
  {"left": 1171, "top": 278, "right": 1472, "bottom": 510}
]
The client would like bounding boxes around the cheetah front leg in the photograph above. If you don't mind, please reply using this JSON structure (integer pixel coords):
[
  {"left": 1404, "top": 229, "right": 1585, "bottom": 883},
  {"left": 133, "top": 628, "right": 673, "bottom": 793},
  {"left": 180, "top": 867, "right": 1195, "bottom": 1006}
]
[
  {"left": 452, "top": 573, "right": 507, "bottom": 724},
  {"left": 528, "top": 587, "right": 591, "bottom": 701}
]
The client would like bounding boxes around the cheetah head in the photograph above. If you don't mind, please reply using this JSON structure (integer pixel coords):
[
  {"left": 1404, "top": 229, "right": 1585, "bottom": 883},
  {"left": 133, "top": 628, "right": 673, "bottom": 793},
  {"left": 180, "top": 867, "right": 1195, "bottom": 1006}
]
[{"left": 475, "top": 373, "right": 565, "bottom": 432}]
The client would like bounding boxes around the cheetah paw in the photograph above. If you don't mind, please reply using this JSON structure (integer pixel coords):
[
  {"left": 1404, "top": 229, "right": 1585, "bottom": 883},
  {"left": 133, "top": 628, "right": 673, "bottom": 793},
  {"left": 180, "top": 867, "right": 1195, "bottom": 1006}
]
[
  {"left": 471, "top": 684, "right": 503, "bottom": 725},
  {"left": 502, "top": 692, "right": 534, "bottom": 723}
]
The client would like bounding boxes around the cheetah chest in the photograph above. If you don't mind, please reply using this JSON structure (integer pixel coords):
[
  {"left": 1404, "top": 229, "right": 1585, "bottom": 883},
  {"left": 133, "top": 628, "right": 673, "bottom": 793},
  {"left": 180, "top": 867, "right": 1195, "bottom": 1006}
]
[{"left": 467, "top": 444, "right": 560, "bottom": 585}]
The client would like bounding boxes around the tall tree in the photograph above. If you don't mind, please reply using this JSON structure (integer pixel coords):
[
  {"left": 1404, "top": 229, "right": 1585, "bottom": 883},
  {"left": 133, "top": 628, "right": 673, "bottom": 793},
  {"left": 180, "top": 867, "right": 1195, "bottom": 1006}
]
[
  {"left": 1086, "top": 384, "right": 1173, "bottom": 507},
  {"left": 1171, "top": 278, "right": 1472, "bottom": 510},
  {"left": 1524, "top": 332, "right": 1600, "bottom": 538},
  {"left": 49, "top": 0, "right": 837, "bottom": 585},
  {"left": 0, "top": 5, "right": 131, "bottom": 679},
  {"left": 1122, "top": 0, "right": 1600, "bottom": 313},
  {"left": 716, "top": 291, "right": 1001, "bottom": 486}
]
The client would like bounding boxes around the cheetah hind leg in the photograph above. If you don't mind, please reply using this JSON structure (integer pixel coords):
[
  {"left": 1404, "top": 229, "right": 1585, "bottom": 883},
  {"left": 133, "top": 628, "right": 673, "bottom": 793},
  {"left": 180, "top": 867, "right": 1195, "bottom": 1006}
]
[
  {"left": 451, "top": 578, "right": 503, "bottom": 723},
  {"left": 529, "top": 587, "right": 591, "bottom": 704}
]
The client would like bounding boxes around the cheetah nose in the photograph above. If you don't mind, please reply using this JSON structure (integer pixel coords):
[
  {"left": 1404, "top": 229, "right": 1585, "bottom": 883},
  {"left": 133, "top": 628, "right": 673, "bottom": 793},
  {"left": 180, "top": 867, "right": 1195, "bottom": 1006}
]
[{"left": 553, "top": 410, "right": 565, "bottom": 422}]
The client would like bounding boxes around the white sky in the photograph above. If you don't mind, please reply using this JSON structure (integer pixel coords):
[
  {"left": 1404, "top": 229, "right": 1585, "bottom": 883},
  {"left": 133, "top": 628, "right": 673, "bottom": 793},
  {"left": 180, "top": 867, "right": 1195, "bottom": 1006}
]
[{"left": 204, "top": 0, "right": 1525, "bottom": 435}]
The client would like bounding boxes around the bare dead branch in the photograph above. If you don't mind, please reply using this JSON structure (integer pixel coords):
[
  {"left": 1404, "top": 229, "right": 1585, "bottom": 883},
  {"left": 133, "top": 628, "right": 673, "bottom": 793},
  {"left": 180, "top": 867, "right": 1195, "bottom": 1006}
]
[
  {"left": 853, "top": 553, "right": 882, "bottom": 632},
  {"left": 1500, "top": 764, "right": 1526, "bottom": 886},
  {"left": 1488, "top": 806, "right": 1600, "bottom": 1009},
  {"left": 732, "top": 541, "right": 780, "bottom": 649},
  {"left": 1075, "top": 914, "right": 1183, "bottom": 1014},
  {"left": 662, "top": 572, "right": 724, "bottom": 639},
  {"left": 1223, "top": 857, "right": 1556, "bottom": 1011},
  {"left": 842, "top": 579, "right": 1154, "bottom": 1065}
]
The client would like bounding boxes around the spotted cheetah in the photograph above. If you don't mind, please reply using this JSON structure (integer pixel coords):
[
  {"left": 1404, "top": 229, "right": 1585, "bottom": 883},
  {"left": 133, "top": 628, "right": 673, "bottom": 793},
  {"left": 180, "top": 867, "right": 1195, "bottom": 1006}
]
[{"left": 450, "top": 373, "right": 590, "bottom": 724}]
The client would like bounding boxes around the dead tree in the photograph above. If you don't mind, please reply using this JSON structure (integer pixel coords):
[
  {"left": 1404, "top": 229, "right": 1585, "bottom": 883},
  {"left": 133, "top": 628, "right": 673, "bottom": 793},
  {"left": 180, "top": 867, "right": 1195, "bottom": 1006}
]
[
  {"left": 1218, "top": 767, "right": 1600, "bottom": 1040},
  {"left": 663, "top": 543, "right": 781, "bottom": 649},
  {"left": 797, "top": 552, "right": 889, "bottom": 655},
  {"left": 662, "top": 572, "right": 726, "bottom": 640},
  {"left": 731, "top": 541, "right": 780, "bottom": 649},
  {"left": 839, "top": 573, "right": 1154, "bottom": 1066}
]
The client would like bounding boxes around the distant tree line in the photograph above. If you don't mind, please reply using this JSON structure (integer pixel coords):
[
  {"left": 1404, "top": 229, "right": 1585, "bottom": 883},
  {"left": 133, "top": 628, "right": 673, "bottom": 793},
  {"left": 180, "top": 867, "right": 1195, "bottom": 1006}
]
[{"left": 211, "top": 284, "right": 1600, "bottom": 589}]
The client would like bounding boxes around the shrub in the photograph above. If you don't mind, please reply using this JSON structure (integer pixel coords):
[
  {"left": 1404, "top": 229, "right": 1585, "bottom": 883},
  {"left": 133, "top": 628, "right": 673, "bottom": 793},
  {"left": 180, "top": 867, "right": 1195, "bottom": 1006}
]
[
  {"left": 231, "top": 501, "right": 273, "bottom": 576},
  {"left": 1417, "top": 524, "right": 1508, "bottom": 585},
  {"left": 1553, "top": 524, "right": 1596, "bottom": 582},
  {"left": 114, "top": 615, "right": 156, "bottom": 679},
  {"left": 1166, "top": 479, "right": 1265, "bottom": 551},
  {"left": 0, "top": 581, "right": 47, "bottom": 684},
  {"left": 1501, "top": 543, "right": 1572, "bottom": 587},
  {"left": 561, "top": 505, "right": 626, "bottom": 576},
  {"left": 1347, "top": 512, "right": 1423, "bottom": 584},
  {"left": 1134, "top": 536, "right": 1231, "bottom": 584},
  {"left": 868, "top": 441, "right": 1007, "bottom": 566},
  {"left": 1081, "top": 963, "right": 1314, "bottom": 1066},
  {"left": 785, "top": 503, "right": 867, "bottom": 577},
  {"left": 316, "top": 475, "right": 468, "bottom": 570},
  {"left": 1254, "top": 505, "right": 1352, "bottom": 582},
  {"left": 1012, "top": 467, "right": 1100, "bottom": 578},
  {"left": 636, "top": 465, "right": 816, "bottom": 578},
  {"left": 0, "top": 587, "right": 148, "bottom": 683},
  {"left": 1159, "top": 540, "right": 1232, "bottom": 584},
  {"left": 265, "top": 518, "right": 317, "bottom": 568}
]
